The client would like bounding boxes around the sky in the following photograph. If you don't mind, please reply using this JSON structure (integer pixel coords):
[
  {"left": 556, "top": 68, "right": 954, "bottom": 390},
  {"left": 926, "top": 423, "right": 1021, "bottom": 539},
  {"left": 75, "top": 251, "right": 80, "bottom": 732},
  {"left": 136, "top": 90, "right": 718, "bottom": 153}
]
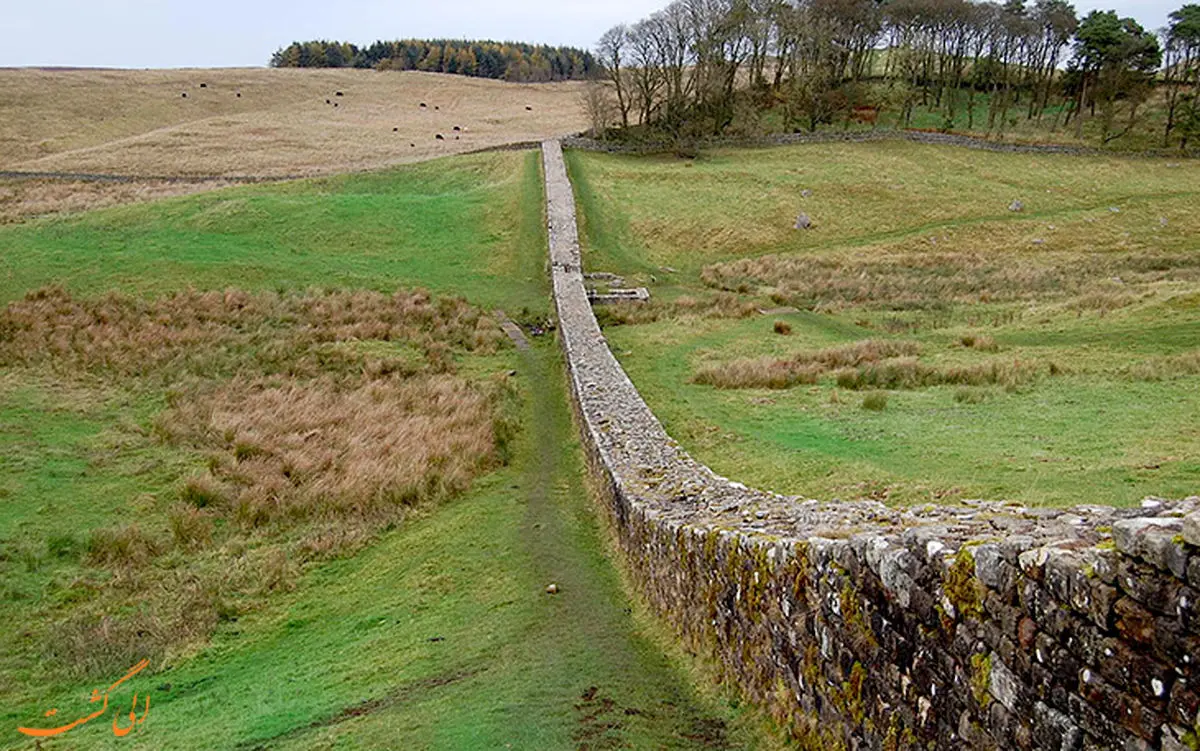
[{"left": 0, "top": 0, "right": 1184, "bottom": 69}]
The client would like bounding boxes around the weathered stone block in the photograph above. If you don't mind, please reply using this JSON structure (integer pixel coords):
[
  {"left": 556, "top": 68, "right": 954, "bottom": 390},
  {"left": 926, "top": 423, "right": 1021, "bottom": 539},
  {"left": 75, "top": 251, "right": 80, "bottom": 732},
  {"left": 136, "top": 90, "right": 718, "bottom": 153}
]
[
  {"left": 975, "top": 544, "right": 1018, "bottom": 599},
  {"left": 1183, "top": 512, "right": 1200, "bottom": 548},
  {"left": 1160, "top": 724, "right": 1194, "bottom": 751},
  {"left": 1078, "top": 666, "right": 1166, "bottom": 740},
  {"left": 1118, "top": 559, "right": 1187, "bottom": 615},
  {"left": 990, "top": 655, "right": 1029, "bottom": 714},
  {"left": 1033, "top": 700, "right": 1084, "bottom": 751},
  {"left": 1167, "top": 679, "right": 1199, "bottom": 728},
  {"left": 1113, "top": 517, "right": 1185, "bottom": 568}
]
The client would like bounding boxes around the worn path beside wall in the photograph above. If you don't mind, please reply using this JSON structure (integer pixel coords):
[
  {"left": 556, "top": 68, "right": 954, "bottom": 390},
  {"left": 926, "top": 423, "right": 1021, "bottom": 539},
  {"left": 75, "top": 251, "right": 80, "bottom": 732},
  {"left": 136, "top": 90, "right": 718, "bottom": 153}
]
[{"left": 543, "top": 138, "right": 1200, "bottom": 750}]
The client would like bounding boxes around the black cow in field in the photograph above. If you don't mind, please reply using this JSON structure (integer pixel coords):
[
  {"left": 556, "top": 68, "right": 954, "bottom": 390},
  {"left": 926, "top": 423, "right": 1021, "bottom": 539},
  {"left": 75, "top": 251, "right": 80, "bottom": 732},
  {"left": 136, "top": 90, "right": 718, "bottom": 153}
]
[{"left": 435, "top": 134, "right": 444, "bottom": 141}]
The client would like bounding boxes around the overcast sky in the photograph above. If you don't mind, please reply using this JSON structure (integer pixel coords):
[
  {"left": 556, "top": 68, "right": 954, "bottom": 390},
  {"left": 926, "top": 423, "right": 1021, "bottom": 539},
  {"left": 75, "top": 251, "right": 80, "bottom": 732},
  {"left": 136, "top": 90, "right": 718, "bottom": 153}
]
[{"left": 0, "top": 0, "right": 1183, "bottom": 69}]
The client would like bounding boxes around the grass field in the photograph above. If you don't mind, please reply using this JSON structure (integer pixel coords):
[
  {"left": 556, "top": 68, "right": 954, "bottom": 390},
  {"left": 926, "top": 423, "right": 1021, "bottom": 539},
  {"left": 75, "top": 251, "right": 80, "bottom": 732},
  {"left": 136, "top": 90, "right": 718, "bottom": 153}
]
[
  {"left": 568, "top": 141, "right": 1200, "bottom": 507},
  {"left": 0, "top": 68, "right": 586, "bottom": 177},
  {"left": 0, "top": 150, "right": 763, "bottom": 749},
  {"left": 0, "top": 67, "right": 587, "bottom": 223}
]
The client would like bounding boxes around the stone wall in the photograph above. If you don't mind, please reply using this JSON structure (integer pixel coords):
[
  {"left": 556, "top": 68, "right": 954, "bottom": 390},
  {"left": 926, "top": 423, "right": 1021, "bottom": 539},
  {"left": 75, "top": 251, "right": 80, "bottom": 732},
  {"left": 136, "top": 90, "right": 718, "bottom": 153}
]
[{"left": 542, "top": 139, "right": 1200, "bottom": 750}]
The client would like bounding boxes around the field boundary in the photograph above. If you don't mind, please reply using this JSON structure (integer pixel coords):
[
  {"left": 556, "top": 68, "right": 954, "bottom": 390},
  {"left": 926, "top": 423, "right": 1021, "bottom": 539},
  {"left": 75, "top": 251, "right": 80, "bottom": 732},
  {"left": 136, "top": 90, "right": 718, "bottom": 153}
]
[
  {"left": 564, "top": 128, "right": 1197, "bottom": 159},
  {"left": 544, "top": 137, "right": 1200, "bottom": 749},
  {"left": 0, "top": 170, "right": 301, "bottom": 183}
]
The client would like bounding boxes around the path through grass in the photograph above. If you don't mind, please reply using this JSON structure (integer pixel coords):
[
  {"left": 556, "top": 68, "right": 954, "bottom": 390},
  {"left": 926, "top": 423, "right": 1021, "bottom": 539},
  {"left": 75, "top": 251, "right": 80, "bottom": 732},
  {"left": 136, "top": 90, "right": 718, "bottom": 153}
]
[{"left": 0, "top": 149, "right": 760, "bottom": 748}]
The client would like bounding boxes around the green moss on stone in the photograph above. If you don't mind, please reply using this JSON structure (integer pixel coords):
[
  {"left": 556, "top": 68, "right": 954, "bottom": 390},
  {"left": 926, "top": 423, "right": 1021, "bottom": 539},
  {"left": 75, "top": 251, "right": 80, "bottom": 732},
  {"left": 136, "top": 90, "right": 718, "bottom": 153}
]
[
  {"left": 969, "top": 652, "right": 993, "bottom": 708},
  {"left": 945, "top": 547, "right": 984, "bottom": 620}
]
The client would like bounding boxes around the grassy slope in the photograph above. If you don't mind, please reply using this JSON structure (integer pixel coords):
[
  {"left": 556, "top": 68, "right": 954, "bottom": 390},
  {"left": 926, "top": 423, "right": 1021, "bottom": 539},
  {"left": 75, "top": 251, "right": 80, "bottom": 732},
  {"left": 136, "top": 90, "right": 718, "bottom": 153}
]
[
  {"left": 0, "top": 152, "right": 542, "bottom": 308},
  {"left": 0, "top": 68, "right": 586, "bottom": 177},
  {"left": 0, "top": 151, "right": 758, "bottom": 748},
  {"left": 568, "top": 143, "right": 1200, "bottom": 507}
]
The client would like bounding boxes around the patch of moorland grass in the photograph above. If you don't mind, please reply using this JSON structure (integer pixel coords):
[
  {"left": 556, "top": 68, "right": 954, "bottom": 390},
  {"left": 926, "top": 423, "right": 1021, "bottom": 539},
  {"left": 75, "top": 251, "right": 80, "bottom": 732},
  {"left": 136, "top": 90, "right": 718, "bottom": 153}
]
[
  {"left": 0, "top": 285, "right": 504, "bottom": 380},
  {"left": 694, "top": 339, "right": 921, "bottom": 389},
  {"left": 701, "top": 248, "right": 1200, "bottom": 313},
  {"left": 594, "top": 290, "right": 760, "bottom": 326},
  {"left": 0, "top": 287, "right": 515, "bottom": 687},
  {"left": 833, "top": 357, "right": 1043, "bottom": 391},
  {"left": 1124, "top": 350, "right": 1200, "bottom": 381}
]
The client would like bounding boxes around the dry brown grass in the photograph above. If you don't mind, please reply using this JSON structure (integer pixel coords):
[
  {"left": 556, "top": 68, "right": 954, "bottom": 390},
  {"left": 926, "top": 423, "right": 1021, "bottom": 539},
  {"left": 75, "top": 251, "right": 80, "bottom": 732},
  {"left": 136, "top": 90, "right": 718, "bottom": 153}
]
[
  {"left": 694, "top": 339, "right": 920, "bottom": 389},
  {"left": 832, "top": 357, "right": 1042, "bottom": 391},
  {"left": 595, "top": 291, "right": 760, "bottom": 326},
  {"left": 701, "top": 249, "right": 1200, "bottom": 313},
  {"left": 12, "top": 286, "right": 515, "bottom": 677},
  {"left": 0, "top": 68, "right": 587, "bottom": 178},
  {"left": 0, "top": 286, "right": 504, "bottom": 379},
  {"left": 160, "top": 374, "right": 499, "bottom": 531},
  {"left": 0, "top": 177, "right": 232, "bottom": 223}
]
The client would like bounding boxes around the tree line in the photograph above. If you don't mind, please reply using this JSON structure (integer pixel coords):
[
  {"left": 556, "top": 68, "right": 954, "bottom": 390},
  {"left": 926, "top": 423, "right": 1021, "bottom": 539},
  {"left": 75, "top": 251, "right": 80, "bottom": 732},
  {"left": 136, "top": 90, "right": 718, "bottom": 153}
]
[
  {"left": 591, "top": 0, "right": 1200, "bottom": 150},
  {"left": 269, "top": 39, "right": 597, "bottom": 83}
]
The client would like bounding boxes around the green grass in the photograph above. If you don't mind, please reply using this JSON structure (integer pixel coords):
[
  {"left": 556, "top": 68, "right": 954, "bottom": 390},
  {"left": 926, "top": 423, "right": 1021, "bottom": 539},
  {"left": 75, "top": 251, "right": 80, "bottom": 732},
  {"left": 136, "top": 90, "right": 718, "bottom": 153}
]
[
  {"left": 0, "top": 151, "right": 545, "bottom": 311},
  {"left": 3, "top": 343, "right": 755, "bottom": 750},
  {"left": 0, "top": 150, "right": 763, "bottom": 748},
  {"left": 570, "top": 141, "right": 1200, "bottom": 507}
]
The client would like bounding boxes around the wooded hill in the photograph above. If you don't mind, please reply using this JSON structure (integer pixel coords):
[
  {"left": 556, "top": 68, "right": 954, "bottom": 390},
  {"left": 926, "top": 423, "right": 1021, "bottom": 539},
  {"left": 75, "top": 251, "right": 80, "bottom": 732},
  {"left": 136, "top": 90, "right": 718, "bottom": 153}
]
[
  {"left": 591, "top": 1, "right": 1200, "bottom": 151},
  {"left": 270, "top": 39, "right": 597, "bottom": 83}
]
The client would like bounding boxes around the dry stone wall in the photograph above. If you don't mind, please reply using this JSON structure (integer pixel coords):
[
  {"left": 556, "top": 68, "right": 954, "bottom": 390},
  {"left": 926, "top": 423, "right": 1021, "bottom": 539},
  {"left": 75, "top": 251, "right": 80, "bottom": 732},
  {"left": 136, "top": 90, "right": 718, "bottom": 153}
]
[{"left": 542, "top": 139, "right": 1200, "bottom": 750}]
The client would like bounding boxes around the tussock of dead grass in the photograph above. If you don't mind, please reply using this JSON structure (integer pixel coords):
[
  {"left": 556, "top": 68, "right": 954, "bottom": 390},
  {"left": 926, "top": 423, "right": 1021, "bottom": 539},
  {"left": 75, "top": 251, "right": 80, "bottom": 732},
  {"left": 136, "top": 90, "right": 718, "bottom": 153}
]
[
  {"left": 701, "top": 250, "right": 1200, "bottom": 312},
  {"left": 159, "top": 374, "right": 499, "bottom": 530},
  {"left": 694, "top": 339, "right": 920, "bottom": 389},
  {"left": 15, "top": 286, "right": 514, "bottom": 678}
]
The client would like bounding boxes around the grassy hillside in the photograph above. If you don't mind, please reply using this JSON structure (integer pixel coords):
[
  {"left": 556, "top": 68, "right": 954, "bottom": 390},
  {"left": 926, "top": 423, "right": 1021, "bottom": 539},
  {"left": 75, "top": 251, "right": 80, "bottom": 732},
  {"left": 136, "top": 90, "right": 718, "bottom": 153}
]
[
  {"left": 0, "top": 151, "right": 761, "bottom": 749},
  {"left": 0, "top": 68, "right": 586, "bottom": 177},
  {"left": 568, "top": 142, "right": 1200, "bottom": 507}
]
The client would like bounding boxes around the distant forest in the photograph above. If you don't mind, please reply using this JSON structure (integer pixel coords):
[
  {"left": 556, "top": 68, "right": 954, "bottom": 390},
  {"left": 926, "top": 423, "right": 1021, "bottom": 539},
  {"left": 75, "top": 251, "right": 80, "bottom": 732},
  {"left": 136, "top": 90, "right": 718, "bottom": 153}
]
[{"left": 269, "top": 39, "right": 598, "bottom": 82}]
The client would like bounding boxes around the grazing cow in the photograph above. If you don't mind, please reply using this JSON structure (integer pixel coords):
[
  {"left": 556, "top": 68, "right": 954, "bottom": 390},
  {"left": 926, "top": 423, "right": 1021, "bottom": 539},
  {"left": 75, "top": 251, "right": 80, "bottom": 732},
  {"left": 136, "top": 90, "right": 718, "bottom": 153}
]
[
  {"left": 434, "top": 106, "right": 439, "bottom": 110},
  {"left": 236, "top": 92, "right": 241, "bottom": 98},
  {"left": 850, "top": 106, "right": 879, "bottom": 126},
  {"left": 181, "top": 92, "right": 188, "bottom": 98},
  {"left": 452, "top": 125, "right": 461, "bottom": 132},
  {"left": 393, "top": 127, "right": 399, "bottom": 132},
  {"left": 420, "top": 102, "right": 427, "bottom": 108},
  {"left": 525, "top": 105, "right": 533, "bottom": 111},
  {"left": 200, "top": 83, "right": 207, "bottom": 88},
  {"left": 333, "top": 103, "right": 339, "bottom": 108},
  {"left": 435, "top": 134, "right": 444, "bottom": 141},
  {"left": 335, "top": 91, "right": 344, "bottom": 96},
  {"left": 326, "top": 99, "right": 331, "bottom": 104}
]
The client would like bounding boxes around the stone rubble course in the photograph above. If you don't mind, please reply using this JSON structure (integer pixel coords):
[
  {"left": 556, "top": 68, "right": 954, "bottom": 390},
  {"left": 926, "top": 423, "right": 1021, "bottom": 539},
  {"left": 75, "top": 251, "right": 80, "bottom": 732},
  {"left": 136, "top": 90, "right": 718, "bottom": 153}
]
[{"left": 542, "top": 139, "right": 1200, "bottom": 751}]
